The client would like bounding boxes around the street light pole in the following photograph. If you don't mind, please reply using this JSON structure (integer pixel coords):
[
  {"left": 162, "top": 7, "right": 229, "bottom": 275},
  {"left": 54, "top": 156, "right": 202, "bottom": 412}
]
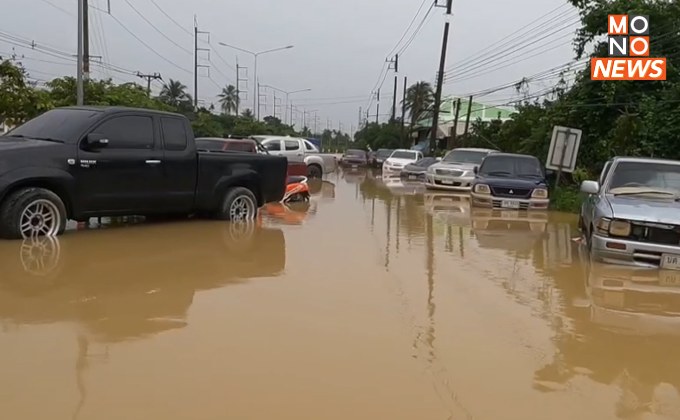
[{"left": 218, "top": 42, "right": 294, "bottom": 121}]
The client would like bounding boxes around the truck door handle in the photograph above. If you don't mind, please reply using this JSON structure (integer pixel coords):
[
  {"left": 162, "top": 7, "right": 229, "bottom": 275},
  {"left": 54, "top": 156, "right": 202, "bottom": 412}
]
[{"left": 145, "top": 159, "right": 162, "bottom": 165}]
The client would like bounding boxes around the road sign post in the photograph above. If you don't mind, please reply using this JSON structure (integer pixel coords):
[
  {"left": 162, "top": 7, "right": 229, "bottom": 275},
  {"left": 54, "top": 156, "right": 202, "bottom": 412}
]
[{"left": 546, "top": 126, "right": 583, "bottom": 188}]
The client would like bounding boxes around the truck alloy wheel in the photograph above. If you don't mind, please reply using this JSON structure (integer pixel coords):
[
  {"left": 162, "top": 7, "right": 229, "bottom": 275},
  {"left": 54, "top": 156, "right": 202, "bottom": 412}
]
[
  {"left": 0, "top": 187, "right": 67, "bottom": 240},
  {"left": 219, "top": 187, "right": 258, "bottom": 222}
]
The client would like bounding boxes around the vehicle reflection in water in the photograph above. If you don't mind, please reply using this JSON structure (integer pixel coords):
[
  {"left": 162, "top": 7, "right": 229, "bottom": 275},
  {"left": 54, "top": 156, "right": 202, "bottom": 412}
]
[
  {"left": 260, "top": 201, "right": 317, "bottom": 226},
  {"left": 424, "top": 191, "right": 470, "bottom": 227},
  {"left": 535, "top": 256, "right": 680, "bottom": 418},
  {"left": 379, "top": 173, "right": 426, "bottom": 197},
  {"left": 0, "top": 221, "right": 286, "bottom": 342},
  {"left": 340, "top": 166, "right": 368, "bottom": 184},
  {"left": 470, "top": 207, "right": 549, "bottom": 254}
]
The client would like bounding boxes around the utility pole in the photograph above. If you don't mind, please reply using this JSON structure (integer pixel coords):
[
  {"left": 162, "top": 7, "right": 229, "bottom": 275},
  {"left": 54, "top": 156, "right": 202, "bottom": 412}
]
[
  {"left": 401, "top": 76, "right": 408, "bottom": 146},
  {"left": 450, "top": 97, "right": 462, "bottom": 148},
  {"left": 236, "top": 60, "right": 249, "bottom": 116},
  {"left": 387, "top": 54, "right": 399, "bottom": 122},
  {"left": 136, "top": 72, "right": 162, "bottom": 97},
  {"left": 83, "top": 0, "right": 89, "bottom": 80},
  {"left": 463, "top": 95, "right": 473, "bottom": 135},
  {"left": 76, "top": 0, "right": 84, "bottom": 105},
  {"left": 430, "top": 0, "right": 454, "bottom": 155},
  {"left": 358, "top": 107, "right": 362, "bottom": 129},
  {"left": 193, "top": 17, "right": 210, "bottom": 110},
  {"left": 375, "top": 88, "right": 380, "bottom": 124},
  {"left": 273, "top": 90, "right": 276, "bottom": 118}
]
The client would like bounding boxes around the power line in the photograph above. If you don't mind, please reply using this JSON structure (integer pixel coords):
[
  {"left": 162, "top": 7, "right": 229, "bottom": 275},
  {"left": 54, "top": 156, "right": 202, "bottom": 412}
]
[
  {"left": 38, "top": 0, "right": 74, "bottom": 17},
  {"left": 445, "top": 3, "right": 572, "bottom": 74},
  {"left": 444, "top": 13, "right": 580, "bottom": 79},
  {"left": 148, "top": 0, "right": 193, "bottom": 36},
  {"left": 395, "top": 1, "right": 436, "bottom": 56},
  {"left": 94, "top": 8, "right": 193, "bottom": 74},
  {"left": 122, "top": 0, "right": 192, "bottom": 55},
  {"left": 386, "top": 0, "right": 431, "bottom": 57}
]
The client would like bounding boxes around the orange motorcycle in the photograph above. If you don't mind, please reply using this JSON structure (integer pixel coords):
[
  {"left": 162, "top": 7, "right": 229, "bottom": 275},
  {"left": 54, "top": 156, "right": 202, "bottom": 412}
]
[{"left": 282, "top": 176, "right": 310, "bottom": 203}]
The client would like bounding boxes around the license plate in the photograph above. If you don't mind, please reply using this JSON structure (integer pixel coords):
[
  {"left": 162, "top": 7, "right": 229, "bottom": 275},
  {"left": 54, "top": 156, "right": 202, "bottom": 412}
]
[
  {"left": 661, "top": 254, "right": 680, "bottom": 271},
  {"left": 351, "top": 164, "right": 358, "bottom": 168},
  {"left": 441, "top": 180, "right": 454, "bottom": 185},
  {"left": 501, "top": 200, "right": 520, "bottom": 209},
  {"left": 408, "top": 175, "right": 416, "bottom": 180},
  {"left": 660, "top": 270, "right": 680, "bottom": 286}
]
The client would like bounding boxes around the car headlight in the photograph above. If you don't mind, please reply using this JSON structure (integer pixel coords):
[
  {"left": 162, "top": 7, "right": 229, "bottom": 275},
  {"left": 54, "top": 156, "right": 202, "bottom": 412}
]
[
  {"left": 474, "top": 184, "right": 490, "bottom": 194},
  {"left": 595, "top": 217, "right": 611, "bottom": 235},
  {"left": 531, "top": 188, "right": 549, "bottom": 199},
  {"left": 609, "top": 219, "right": 631, "bottom": 237}
]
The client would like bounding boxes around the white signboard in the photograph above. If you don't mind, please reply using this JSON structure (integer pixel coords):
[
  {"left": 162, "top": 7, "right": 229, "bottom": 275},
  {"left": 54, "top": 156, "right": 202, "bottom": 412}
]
[{"left": 546, "top": 126, "right": 582, "bottom": 173}]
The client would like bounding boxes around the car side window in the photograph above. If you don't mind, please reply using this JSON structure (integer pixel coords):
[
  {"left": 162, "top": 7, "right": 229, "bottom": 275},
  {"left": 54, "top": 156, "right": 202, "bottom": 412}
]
[
  {"left": 285, "top": 140, "right": 300, "bottom": 151},
  {"left": 160, "top": 117, "right": 187, "bottom": 151},
  {"left": 304, "top": 141, "right": 315, "bottom": 151},
  {"left": 264, "top": 140, "right": 281, "bottom": 151},
  {"left": 92, "top": 115, "right": 154, "bottom": 149}
]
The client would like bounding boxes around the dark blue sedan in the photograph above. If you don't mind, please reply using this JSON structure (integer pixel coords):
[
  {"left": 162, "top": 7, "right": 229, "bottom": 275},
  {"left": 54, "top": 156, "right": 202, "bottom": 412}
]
[{"left": 470, "top": 153, "right": 549, "bottom": 210}]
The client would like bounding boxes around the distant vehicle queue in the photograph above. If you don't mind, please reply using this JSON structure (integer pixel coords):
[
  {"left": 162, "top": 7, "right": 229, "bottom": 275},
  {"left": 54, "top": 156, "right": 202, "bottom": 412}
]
[{"left": 339, "top": 147, "right": 551, "bottom": 211}]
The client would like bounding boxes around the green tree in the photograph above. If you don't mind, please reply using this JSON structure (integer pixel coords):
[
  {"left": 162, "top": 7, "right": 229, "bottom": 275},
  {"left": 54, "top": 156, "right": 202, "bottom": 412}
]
[
  {"left": 158, "top": 79, "right": 192, "bottom": 111},
  {"left": 241, "top": 108, "right": 254, "bottom": 119},
  {"left": 0, "top": 60, "right": 47, "bottom": 125},
  {"left": 403, "top": 81, "right": 434, "bottom": 128},
  {"left": 218, "top": 85, "right": 239, "bottom": 115}
]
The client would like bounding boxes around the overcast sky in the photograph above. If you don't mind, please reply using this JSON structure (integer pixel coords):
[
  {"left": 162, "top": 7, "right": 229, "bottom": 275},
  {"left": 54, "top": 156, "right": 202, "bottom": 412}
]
[{"left": 3, "top": 0, "right": 580, "bottom": 132}]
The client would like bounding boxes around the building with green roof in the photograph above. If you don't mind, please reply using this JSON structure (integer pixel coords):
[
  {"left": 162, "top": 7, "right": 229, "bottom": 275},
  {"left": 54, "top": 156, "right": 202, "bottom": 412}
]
[{"left": 414, "top": 96, "right": 515, "bottom": 139}]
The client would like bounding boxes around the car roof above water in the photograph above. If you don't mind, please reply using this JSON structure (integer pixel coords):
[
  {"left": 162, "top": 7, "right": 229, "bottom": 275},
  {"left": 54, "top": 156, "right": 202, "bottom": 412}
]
[
  {"left": 451, "top": 147, "right": 498, "bottom": 153},
  {"left": 611, "top": 156, "right": 680, "bottom": 165}
]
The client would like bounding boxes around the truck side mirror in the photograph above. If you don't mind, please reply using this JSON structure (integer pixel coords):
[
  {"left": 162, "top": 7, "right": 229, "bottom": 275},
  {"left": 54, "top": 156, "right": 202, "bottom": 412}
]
[
  {"left": 581, "top": 180, "right": 599, "bottom": 194},
  {"left": 473, "top": 166, "right": 478, "bottom": 175},
  {"left": 85, "top": 133, "right": 109, "bottom": 149}
]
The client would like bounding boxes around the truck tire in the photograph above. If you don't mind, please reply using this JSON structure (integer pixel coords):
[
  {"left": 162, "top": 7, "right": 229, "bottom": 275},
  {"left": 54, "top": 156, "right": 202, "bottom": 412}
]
[
  {"left": 0, "top": 187, "right": 67, "bottom": 240},
  {"left": 307, "top": 164, "right": 322, "bottom": 179},
  {"left": 217, "top": 187, "right": 258, "bottom": 222}
]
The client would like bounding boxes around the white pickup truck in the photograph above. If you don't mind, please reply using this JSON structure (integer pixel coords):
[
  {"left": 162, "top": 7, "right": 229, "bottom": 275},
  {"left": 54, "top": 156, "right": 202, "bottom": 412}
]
[{"left": 255, "top": 136, "right": 338, "bottom": 178}]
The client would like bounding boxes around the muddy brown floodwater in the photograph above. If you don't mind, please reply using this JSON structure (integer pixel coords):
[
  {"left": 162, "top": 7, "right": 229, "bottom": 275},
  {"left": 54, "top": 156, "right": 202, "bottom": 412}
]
[{"left": 2, "top": 169, "right": 680, "bottom": 419}]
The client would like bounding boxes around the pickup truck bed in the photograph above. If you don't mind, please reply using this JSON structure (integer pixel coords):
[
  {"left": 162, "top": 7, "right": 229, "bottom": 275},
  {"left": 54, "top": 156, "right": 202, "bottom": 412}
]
[{"left": 0, "top": 106, "right": 288, "bottom": 239}]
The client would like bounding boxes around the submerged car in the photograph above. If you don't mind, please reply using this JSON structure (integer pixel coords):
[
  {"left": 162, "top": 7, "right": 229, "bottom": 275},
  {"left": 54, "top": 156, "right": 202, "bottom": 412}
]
[
  {"left": 382, "top": 149, "right": 424, "bottom": 173},
  {"left": 339, "top": 149, "right": 369, "bottom": 167},
  {"left": 371, "top": 149, "right": 394, "bottom": 168},
  {"left": 470, "top": 153, "right": 549, "bottom": 210},
  {"left": 425, "top": 148, "right": 497, "bottom": 191},
  {"left": 580, "top": 157, "right": 680, "bottom": 269},
  {"left": 401, "top": 157, "right": 439, "bottom": 181}
]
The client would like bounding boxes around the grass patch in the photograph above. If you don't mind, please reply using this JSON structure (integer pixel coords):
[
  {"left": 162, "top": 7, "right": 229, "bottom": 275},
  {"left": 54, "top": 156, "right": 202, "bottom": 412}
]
[{"left": 550, "top": 185, "right": 581, "bottom": 213}]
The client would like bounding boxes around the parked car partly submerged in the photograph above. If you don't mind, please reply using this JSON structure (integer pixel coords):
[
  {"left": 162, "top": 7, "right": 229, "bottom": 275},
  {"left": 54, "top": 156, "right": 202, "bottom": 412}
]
[
  {"left": 580, "top": 156, "right": 680, "bottom": 270},
  {"left": 401, "top": 157, "right": 439, "bottom": 181},
  {"left": 470, "top": 153, "right": 550, "bottom": 210},
  {"left": 371, "top": 149, "right": 394, "bottom": 168},
  {"left": 425, "top": 148, "right": 497, "bottom": 191},
  {"left": 382, "top": 149, "right": 423, "bottom": 173},
  {"left": 339, "top": 149, "right": 369, "bottom": 167}
]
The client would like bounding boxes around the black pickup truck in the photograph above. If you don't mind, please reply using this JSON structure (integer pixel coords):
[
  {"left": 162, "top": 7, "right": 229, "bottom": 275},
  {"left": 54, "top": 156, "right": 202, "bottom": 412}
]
[{"left": 0, "top": 106, "right": 288, "bottom": 239}]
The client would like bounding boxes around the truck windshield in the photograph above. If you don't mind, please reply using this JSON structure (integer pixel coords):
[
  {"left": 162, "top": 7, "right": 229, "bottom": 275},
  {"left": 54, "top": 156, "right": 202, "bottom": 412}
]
[
  {"left": 607, "top": 161, "right": 680, "bottom": 193},
  {"left": 479, "top": 156, "right": 543, "bottom": 178},
  {"left": 345, "top": 149, "right": 365, "bottom": 156},
  {"left": 4, "top": 108, "right": 101, "bottom": 143},
  {"left": 443, "top": 150, "right": 489, "bottom": 164}
]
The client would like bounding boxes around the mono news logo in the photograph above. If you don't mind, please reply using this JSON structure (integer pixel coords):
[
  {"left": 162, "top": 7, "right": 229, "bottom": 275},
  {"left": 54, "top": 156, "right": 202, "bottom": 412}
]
[{"left": 591, "top": 14, "right": 666, "bottom": 81}]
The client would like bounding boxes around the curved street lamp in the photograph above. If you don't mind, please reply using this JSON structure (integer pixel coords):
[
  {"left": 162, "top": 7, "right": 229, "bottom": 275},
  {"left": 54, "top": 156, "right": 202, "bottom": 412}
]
[{"left": 218, "top": 42, "right": 294, "bottom": 120}]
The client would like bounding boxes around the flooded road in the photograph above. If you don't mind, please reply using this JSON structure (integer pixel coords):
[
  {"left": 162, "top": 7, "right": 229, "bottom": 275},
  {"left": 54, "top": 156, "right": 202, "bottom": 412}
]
[{"left": 2, "top": 168, "right": 680, "bottom": 419}]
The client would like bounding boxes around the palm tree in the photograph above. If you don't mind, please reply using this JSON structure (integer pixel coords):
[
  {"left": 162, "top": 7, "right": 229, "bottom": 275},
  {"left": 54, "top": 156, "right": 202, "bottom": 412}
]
[
  {"left": 241, "top": 108, "right": 254, "bottom": 119},
  {"left": 403, "top": 81, "right": 434, "bottom": 128},
  {"left": 158, "top": 79, "right": 192, "bottom": 108},
  {"left": 218, "top": 85, "right": 239, "bottom": 115}
]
